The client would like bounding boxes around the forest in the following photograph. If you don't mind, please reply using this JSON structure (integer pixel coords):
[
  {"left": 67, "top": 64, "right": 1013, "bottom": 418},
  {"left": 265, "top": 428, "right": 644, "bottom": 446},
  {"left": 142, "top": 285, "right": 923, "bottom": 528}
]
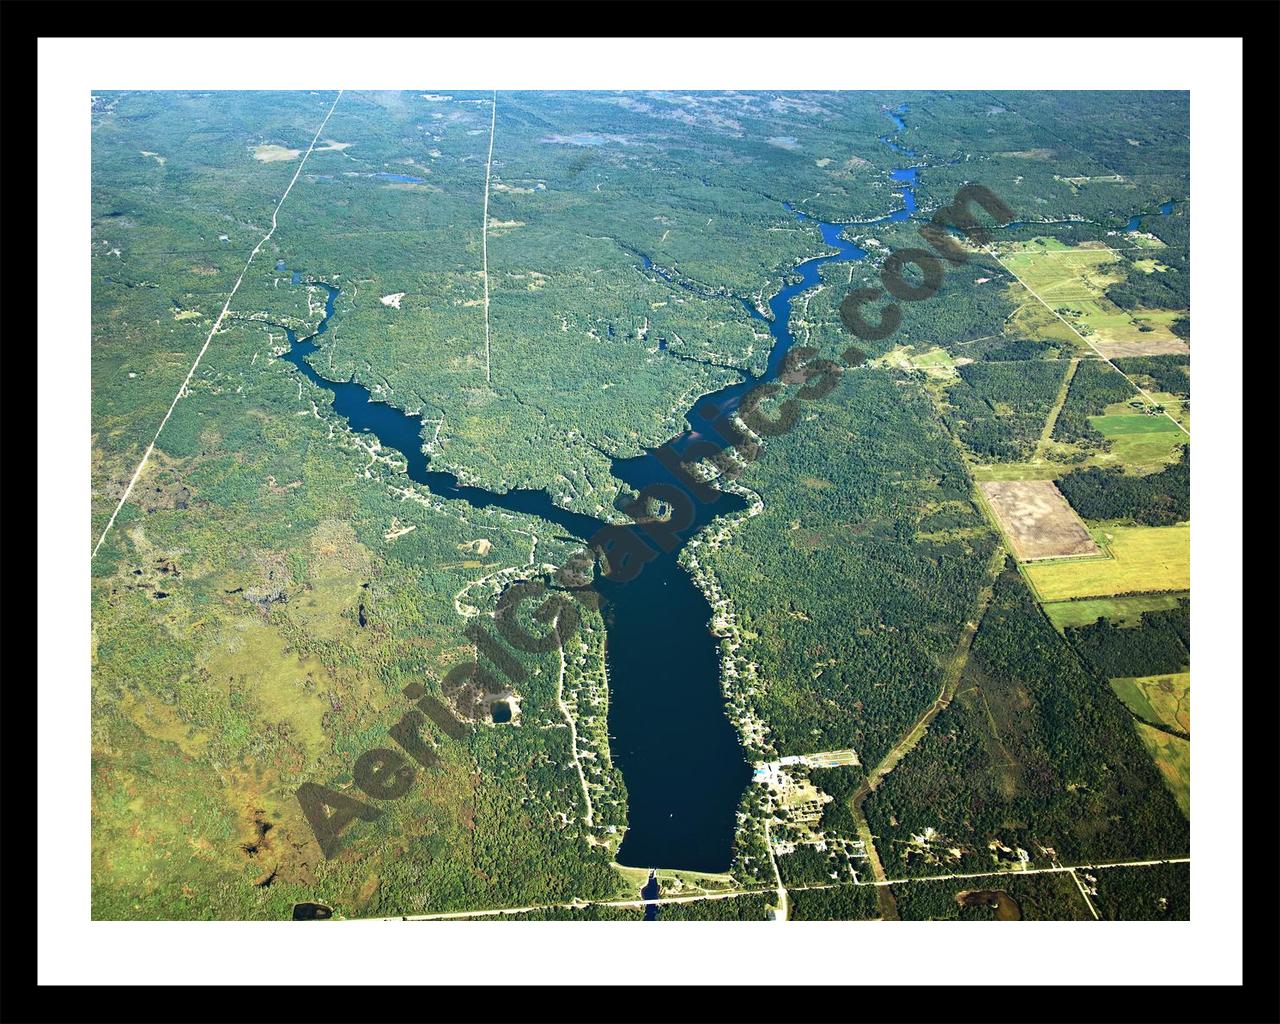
[
  {"left": 890, "top": 872, "right": 1093, "bottom": 921},
  {"left": 862, "top": 564, "right": 1188, "bottom": 878},
  {"left": 1056, "top": 449, "right": 1189, "bottom": 524},
  {"left": 944, "top": 360, "right": 1070, "bottom": 462},
  {"left": 654, "top": 893, "right": 775, "bottom": 921},
  {"left": 787, "top": 884, "right": 881, "bottom": 921},
  {"left": 1106, "top": 201, "right": 1192, "bottom": 322},
  {"left": 1112, "top": 354, "right": 1191, "bottom": 397},
  {"left": 700, "top": 367, "right": 999, "bottom": 767},
  {"left": 1064, "top": 600, "right": 1191, "bottom": 678},
  {"left": 1089, "top": 861, "right": 1189, "bottom": 920}
]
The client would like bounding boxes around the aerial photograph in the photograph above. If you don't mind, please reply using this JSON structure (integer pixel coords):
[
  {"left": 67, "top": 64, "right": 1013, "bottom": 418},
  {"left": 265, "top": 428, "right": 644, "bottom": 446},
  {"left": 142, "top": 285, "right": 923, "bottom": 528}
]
[{"left": 89, "top": 89, "right": 1192, "bottom": 923}]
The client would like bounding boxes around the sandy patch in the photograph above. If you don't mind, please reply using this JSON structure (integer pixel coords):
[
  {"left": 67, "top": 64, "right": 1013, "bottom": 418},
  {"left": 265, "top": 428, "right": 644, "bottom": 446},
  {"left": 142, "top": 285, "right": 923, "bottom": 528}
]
[
  {"left": 140, "top": 151, "right": 167, "bottom": 165},
  {"left": 380, "top": 293, "right": 406, "bottom": 309},
  {"left": 252, "top": 144, "right": 301, "bottom": 162},
  {"left": 314, "top": 140, "right": 353, "bottom": 152},
  {"left": 384, "top": 518, "right": 417, "bottom": 542},
  {"left": 458, "top": 538, "right": 493, "bottom": 557},
  {"left": 815, "top": 157, "right": 833, "bottom": 168}
]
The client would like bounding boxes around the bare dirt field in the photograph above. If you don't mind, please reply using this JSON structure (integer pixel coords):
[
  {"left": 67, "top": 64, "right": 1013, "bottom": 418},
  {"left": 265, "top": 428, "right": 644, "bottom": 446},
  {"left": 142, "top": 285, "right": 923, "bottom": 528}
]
[
  {"left": 251, "top": 143, "right": 301, "bottom": 162},
  {"left": 1094, "top": 338, "right": 1190, "bottom": 358},
  {"left": 979, "top": 480, "right": 1100, "bottom": 561}
]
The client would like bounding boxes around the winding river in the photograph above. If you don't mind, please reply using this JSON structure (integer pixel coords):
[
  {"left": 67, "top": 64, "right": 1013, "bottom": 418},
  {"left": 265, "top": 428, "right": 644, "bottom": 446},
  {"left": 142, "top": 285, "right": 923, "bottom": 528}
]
[{"left": 276, "top": 121, "right": 922, "bottom": 872}]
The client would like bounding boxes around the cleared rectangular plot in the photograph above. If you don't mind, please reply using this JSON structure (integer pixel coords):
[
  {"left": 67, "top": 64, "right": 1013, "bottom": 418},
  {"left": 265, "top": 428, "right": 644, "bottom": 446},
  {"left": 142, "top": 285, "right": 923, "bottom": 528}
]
[
  {"left": 1042, "top": 592, "right": 1187, "bottom": 630},
  {"left": 979, "top": 480, "right": 1100, "bottom": 560},
  {"left": 1094, "top": 338, "right": 1190, "bottom": 358},
  {"left": 1089, "top": 413, "right": 1182, "bottom": 435}
]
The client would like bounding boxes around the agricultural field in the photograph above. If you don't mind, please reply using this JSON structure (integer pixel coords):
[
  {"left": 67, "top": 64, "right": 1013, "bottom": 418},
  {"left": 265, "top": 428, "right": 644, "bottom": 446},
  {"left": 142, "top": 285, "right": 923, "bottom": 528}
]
[
  {"left": 873, "top": 344, "right": 959, "bottom": 379},
  {"left": 1041, "top": 592, "right": 1187, "bottom": 631},
  {"left": 978, "top": 479, "right": 1100, "bottom": 561},
  {"left": 995, "top": 238, "right": 1188, "bottom": 358},
  {"left": 1111, "top": 673, "right": 1190, "bottom": 734},
  {"left": 1133, "top": 722, "right": 1190, "bottom": 817},
  {"left": 1085, "top": 397, "right": 1188, "bottom": 468},
  {"left": 1022, "top": 524, "right": 1189, "bottom": 601},
  {"left": 971, "top": 360, "right": 1187, "bottom": 483}
]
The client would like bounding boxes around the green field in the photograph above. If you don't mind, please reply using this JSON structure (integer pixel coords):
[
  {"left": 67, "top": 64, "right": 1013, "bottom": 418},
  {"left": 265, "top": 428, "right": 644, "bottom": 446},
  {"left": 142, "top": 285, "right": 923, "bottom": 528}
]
[
  {"left": 1133, "top": 721, "right": 1190, "bottom": 818},
  {"left": 1084, "top": 404, "right": 1187, "bottom": 470},
  {"left": 1111, "top": 673, "right": 1190, "bottom": 734},
  {"left": 874, "top": 344, "right": 959, "bottom": 378},
  {"left": 1150, "top": 392, "right": 1190, "bottom": 431},
  {"left": 1088, "top": 413, "right": 1181, "bottom": 435},
  {"left": 1042, "top": 592, "right": 1187, "bottom": 630},
  {"left": 998, "top": 240, "right": 1185, "bottom": 350},
  {"left": 1023, "top": 525, "right": 1189, "bottom": 601},
  {"left": 1005, "top": 292, "right": 1088, "bottom": 349}
]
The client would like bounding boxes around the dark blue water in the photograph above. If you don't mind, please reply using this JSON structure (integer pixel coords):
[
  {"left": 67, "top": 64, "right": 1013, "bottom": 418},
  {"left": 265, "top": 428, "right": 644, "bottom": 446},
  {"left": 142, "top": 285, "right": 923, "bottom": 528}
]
[
  {"left": 274, "top": 149, "right": 917, "bottom": 872},
  {"left": 280, "top": 291, "right": 602, "bottom": 541},
  {"left": 1126, "top": 199, "right": 1176, "bottom": 232},
  {"left": 373, "top": 172, "right": 427, "bottom": 184},
  {"left": 642, "top": 870, "right": 660, "bottom": 921}
]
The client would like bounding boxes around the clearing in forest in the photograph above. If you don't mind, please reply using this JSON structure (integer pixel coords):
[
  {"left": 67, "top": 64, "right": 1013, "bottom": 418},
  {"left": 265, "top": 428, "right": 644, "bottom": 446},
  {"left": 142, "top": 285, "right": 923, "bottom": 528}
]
[
  {"left": 978, "top": 480, "right": 1100, "bottom": 561},
  {"left": 1133, "top": 722, "right": 1190, "bottom": 818},
  {"left": 251, "top": 143, "right": 302, "bottom": 162},
  {"left": 1111, "top": 672, "right": 1190, "bottom": 735}
]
